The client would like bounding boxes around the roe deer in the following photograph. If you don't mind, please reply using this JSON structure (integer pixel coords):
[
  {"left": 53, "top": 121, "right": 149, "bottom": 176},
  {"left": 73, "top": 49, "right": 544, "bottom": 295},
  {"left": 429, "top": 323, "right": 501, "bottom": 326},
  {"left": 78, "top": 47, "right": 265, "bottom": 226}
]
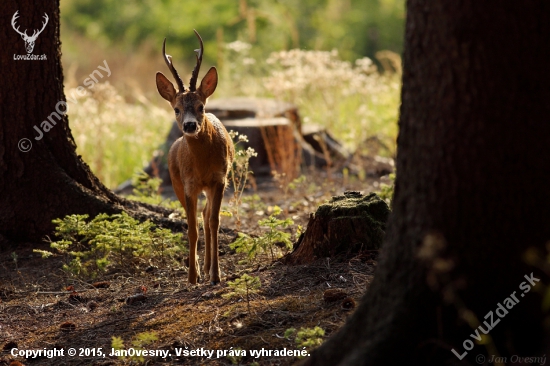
[{"left": 156, "top": 30, "right": 234, "bottom": 285}]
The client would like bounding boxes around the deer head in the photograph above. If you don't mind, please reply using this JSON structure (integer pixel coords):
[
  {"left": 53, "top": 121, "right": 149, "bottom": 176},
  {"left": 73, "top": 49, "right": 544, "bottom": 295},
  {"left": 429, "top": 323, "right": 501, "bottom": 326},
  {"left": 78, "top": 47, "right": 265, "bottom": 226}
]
[
  {"left": 12, "top": 11, "right": 49, "bottom": 54},
  {"left": 156, "top": 30, "right": 218, "bottom": 137}
]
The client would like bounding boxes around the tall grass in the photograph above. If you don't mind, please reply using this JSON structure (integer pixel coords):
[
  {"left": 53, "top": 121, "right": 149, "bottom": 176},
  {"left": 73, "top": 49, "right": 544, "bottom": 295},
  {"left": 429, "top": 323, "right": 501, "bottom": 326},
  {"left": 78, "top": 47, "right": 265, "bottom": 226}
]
[
  {"left": 219, "top": 42, "right": 401, "bottom": 152},
  {"left": 67, "top": 82, "right": 171, "bottom": 188}
]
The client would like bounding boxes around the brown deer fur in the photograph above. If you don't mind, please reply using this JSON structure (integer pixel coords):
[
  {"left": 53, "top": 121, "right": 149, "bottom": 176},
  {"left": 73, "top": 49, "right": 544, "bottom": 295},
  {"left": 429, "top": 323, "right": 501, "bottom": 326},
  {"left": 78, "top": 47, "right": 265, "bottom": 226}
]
[{"left": 156, "top": 32, "right": 234, "bottom": 284}]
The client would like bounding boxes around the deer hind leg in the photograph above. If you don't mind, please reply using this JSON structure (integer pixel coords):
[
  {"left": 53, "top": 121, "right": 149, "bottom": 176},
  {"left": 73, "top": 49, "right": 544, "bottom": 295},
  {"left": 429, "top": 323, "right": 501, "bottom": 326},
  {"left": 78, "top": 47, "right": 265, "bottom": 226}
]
[
  {"left": 207, "top": 182, "right": 225, "bottom": 285},
  {"left": 185, "top": 194, "right": 201, "bottom": 284},
  {"left": 202, "top": 200, "right": 212, "bottom": 282}
]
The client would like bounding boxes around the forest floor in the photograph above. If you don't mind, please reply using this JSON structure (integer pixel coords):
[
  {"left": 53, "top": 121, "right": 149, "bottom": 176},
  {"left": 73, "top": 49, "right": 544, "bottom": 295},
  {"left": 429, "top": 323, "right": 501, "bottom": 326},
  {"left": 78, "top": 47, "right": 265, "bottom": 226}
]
[{"left": 0, "top": 168, "right": 392, "bottom": 366}]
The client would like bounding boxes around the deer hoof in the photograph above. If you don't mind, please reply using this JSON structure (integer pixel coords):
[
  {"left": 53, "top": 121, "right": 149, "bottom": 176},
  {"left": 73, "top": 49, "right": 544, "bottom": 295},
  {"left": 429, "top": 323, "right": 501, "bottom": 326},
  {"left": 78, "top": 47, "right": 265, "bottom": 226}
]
[{"left": 188, "top": 274, "right": 200, "bottom": 285}]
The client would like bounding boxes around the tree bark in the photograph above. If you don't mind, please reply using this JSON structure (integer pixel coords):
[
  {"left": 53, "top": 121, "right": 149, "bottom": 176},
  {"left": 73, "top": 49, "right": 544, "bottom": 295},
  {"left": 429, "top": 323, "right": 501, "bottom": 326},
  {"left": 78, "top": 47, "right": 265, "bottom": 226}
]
[
  {"left": 304, "top": 1, "right": 550, "bottom": 365},
  {"left": 0, "top": 0, "right": 178, "bottom": 243}
]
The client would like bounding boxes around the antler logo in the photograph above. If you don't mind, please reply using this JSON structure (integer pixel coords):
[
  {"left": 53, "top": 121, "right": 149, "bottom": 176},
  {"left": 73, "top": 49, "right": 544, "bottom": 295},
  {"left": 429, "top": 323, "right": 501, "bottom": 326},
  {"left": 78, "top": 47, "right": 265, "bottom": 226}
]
[{"left": 11, "top": 11, "right": 49, "bottom": 54}]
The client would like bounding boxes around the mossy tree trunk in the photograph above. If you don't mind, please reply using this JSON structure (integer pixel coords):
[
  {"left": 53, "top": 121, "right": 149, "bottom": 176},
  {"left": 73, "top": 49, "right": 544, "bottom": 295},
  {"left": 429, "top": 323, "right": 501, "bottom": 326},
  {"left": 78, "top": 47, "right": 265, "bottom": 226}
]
[
  {"left": 304, "top": 1, "right": 550, "bottom": 365},
  {"left": 0, "top": 0, "right": 177, "bottom": 243}
]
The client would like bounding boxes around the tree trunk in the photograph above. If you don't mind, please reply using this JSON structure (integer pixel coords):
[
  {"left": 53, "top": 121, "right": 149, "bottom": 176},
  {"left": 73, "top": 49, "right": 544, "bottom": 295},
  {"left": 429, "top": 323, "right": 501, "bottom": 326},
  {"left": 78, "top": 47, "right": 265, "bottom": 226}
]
[
  {"left": 304, "top": 1, "right": 550, "bottom": 365},
  {"left": 0, "top": 0, "right": 178, "bottom": 243}
]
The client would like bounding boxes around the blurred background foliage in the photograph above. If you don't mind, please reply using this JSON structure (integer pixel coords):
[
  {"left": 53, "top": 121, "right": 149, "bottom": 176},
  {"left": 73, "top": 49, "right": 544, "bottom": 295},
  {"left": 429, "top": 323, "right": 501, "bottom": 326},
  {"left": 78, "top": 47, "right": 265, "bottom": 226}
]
[
  {"left": 61, "top": 0, "right": 404, "bottom": 64},
  {"left": 60, "top": 0, "right": 405, "bottom": 188}
]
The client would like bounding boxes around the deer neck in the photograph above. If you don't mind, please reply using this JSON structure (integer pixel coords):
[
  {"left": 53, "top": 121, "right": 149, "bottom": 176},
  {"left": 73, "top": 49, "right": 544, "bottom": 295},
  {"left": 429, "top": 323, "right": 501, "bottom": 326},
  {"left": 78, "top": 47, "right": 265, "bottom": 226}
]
[{"left": 184, "top": 115, "right": 215, "bottom": 151}]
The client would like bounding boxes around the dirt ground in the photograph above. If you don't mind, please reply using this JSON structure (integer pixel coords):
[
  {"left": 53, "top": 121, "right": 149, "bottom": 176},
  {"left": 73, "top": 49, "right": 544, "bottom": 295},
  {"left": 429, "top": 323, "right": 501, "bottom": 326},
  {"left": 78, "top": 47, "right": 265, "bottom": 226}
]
[{"left": 0, "top": 169, "right": 391, "bottom": 366}]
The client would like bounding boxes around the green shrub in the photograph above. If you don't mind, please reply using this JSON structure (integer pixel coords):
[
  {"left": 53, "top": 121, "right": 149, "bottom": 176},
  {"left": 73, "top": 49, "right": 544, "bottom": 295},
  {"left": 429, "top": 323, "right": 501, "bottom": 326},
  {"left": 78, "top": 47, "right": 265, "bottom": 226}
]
[
  {"left": 35, "top": 212, "right": 185, "bottom": 278},
  {"left": 284, "top": 326, "right": 325, "bottom": 354},
  {"left": 230, "top": 206, "right": 293, "bottom": 262},
  {"left": 295, "top": 326, "right": 325, "bottom": 348},
  {"left": 223, "top": 273, "right": 261, "bottom": 315}
]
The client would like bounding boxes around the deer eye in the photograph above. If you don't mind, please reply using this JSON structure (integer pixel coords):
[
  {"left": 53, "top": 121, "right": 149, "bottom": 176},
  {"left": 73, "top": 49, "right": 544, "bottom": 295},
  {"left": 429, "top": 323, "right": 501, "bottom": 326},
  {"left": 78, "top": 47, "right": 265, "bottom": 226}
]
[{"left": 174, "top": 108, "right": 180, "bottom": 115}]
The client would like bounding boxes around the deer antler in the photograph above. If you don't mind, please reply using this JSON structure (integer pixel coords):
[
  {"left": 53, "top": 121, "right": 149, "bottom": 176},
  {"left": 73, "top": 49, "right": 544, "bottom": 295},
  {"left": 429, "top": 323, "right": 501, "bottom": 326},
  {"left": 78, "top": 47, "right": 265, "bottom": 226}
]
[
  {"left": 189, "top": 29, "right": 204, "bottom": 92},
  {"left": 162, "top": 38, "right": 185, "bottom": 93},
  {"left": 32, "top": 13, "right": 49, "bottom": 40},
  {"left": 11, "top": 11, "right": 29, "bottom": 38},
  {"left": 11, "top": 12, "right": 48, "bottom": 41}
]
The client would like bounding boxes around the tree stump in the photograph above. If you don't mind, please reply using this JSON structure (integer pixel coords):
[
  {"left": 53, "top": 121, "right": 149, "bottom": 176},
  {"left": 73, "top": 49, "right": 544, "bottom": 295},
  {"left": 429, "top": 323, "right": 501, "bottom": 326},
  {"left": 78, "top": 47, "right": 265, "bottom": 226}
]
[
  {"left": 224, "top": 117, "right": 299, "bottom": 176},
  {"left": 286, "top": 191, "right": 390, "bottom": 264}
]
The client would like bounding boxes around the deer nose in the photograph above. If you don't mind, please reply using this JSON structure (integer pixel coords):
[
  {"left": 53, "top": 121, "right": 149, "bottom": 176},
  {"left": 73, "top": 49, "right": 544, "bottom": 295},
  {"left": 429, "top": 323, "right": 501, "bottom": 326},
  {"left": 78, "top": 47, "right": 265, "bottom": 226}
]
[{"left": 183, "top": 122, "right": 197, "bottom": 133}]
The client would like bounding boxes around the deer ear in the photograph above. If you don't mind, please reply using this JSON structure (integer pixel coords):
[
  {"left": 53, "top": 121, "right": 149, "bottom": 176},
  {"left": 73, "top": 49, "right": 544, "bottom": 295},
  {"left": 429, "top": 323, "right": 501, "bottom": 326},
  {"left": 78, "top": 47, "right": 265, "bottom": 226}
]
[
  {"left": 156, "top": 72, "right": 177, "bottom": 103},
  {"left": 198, "top": 67, "right": 218, "bottom": 100}
]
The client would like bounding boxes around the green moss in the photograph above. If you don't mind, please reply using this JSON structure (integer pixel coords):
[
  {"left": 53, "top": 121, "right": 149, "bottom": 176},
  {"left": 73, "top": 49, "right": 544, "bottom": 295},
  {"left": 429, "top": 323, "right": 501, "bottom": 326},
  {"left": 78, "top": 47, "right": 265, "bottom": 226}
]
[{"left": 318, "top": 191, "right": 389, "bottom": 223}]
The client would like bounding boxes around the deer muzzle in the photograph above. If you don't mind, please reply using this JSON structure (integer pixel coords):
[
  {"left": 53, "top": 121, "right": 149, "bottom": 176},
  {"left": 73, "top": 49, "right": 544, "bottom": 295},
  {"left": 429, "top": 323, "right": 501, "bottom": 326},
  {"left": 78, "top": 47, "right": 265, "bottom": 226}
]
[
  {"left": 182, "top": 110, "right": 200, "bottom": 134},
  {"left": 183, "top": 122, "right": 197, "bottom": 134}
]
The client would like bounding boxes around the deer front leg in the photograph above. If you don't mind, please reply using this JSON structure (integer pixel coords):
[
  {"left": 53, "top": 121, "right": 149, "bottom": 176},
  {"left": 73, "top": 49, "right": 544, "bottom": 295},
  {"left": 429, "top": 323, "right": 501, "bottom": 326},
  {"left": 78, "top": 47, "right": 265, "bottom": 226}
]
[
  {"left": 185, "top": 194, "right": 200, "bottom": 284},
  {"left": 208, "top": 183, "right": 225, "bottom": 285},
  {"left": 202, "top": 201, "right": 212, "bottom": 282}
]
